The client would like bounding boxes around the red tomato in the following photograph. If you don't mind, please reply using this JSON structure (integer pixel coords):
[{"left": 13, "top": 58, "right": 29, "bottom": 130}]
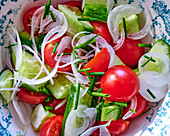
[
  {"left": 90, "top": 129, "right": 100, "bottom": 136},
  {"left": 98, "top": 119, "right": 130, "bottom": 136},
  {"left": 39, "top": 115, "right": 63, "bottom": 136},
  {"left": 44, "top": 35, "right": 72, "bottom": 72},
  {"left": 100, "top": 65, "right": 140, "bottom": 102},
  {"left": 123, "top": 94, "right": 148, "bottom": 120},
  {"left": 90, "top": 21, "right": 111, "bottom": 44},
  {"left": 112, "top": 38, "right": 144, "bottom": 68},
  {"left": 45, "top": 98, "right": 66, "bottom": 115},
  {"left": 63, "top": 1, "right": 82, "bottom": 8},
  {"left": 82, "top": 48, "right": 110, "bottom": 75},
  {"left": 23, "top": 6, "right": 40, "bottom": 34},
  {"left": 17, "top": 87, "right": 47, "bottom": 105}
]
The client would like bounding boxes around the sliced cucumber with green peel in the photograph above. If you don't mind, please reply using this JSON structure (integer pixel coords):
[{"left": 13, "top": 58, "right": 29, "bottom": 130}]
[
  {"left": 31, "top": 104, "right": 55, "bottom": 132},
  {"left": 119, "top": 14, "right": 140, "bottom": 34},
  {"left": 45, "top": 74, "right": 72, "bottom": 99},
  {"left": 113, "top": 55, "right": 125, "bottom": 66},
  {"left": 0, "top": 69, "right": 14, "bottom": 103},
  {"left": 58, "top": 5, "right": 94, "bottom": 35}
]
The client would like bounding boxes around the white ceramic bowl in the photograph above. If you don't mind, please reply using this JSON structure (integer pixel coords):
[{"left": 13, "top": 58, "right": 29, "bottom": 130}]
[{"left": 0, "top": 0, "right": 169, "bottom": 135}]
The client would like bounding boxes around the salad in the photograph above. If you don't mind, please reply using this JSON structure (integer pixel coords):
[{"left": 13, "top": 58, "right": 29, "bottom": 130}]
[{"left": 0, "top": 0, "right": 170, "bottom": 136}]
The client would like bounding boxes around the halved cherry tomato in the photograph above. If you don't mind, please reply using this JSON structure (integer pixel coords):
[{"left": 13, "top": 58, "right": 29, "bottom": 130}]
[
  {"left": 45, "top": 98, "right": 66, "bottom": 116},
  {"left": 98, "top": 119, "right": 130, "bottom": 136},
  {"left": 23, "top": 6, "right": 40, "bottom": 34},
  {"left": 112, "top": 38, "right": 144, "bottom": 68},
  {"left": 44, "top": 35, "right": 72, "bottom": 72},
  {"left": 123, "top": 94, "right": 148, "bottom": 120},
  {"left": 100, "top": 65, "right": 140, "bottom": 102},
  {"left": 82, "top": 48, "right": 110, "bottom": 75},
  {"left": 17, "top": 87, "right": 47, "bottom": 105},
  {"left": 39, "top": 115, "right": 63, "bottom": 136},
  {"left": 90, "top": 21, "right": 112, "bottom": 44},
  {"left": 63, "top": 1, "right": 82, "bottom": 9}
]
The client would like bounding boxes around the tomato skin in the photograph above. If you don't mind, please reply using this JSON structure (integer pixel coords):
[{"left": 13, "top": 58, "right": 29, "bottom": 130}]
[
  {"left": 112, "top": 38, "right": 144, "bottom": 68},
  {"left": 100, "top": 65, "right": 140, "bottom": 102},
  {"left": 17, "top": 87, "right": 47, "bottom": 105},
  {"left": 90, "top": 21, "right": 111, "bottom": 44},
  {"left": 23, "top": 6, "right": 40, "bottom": 34},
  {"left": 39, "top": 115, "right": 63, "bottom": 136},
  {"left": 82, "top": 48, "right": 110, "bottom": 75},
  {"left": 45, "top": 98, "right": 66, "bottom": 116},
  {"left": 44, "top": 35, "right": 72, "bottom": 72},
  {"left": 63, "top": 1, "right": 82, "bottom": 8},
  {"left": 123, "top": 94, "right": 148, "bottom": 120},
  {"left": 98, "top": 119, "right": 130, "bottom": 136}
]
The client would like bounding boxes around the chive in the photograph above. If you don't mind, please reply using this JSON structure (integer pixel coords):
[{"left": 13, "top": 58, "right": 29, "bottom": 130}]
[
  {"left": 44, "top": 106, "right": 53, "bottom": 111},
  {"left": 96, "top": 99, "right": 105, "bottom": 121},
  {"left": 73, "top": 34, "right": 100, "bottom": 50},
  {"left": 139, "top": 107, "right": 151, "bottom": 118},
  {"left": 130, "top": 109, "right": 136, "bottom": 113},
  {"left": 89, "top": 72, "right": 105, "bottom": 76},
  {"left": 72, "top": 50, "right": 77, "bottom": 68},
  {"left": 85, "top": 71, "right": 93, "bottom": 83},
  {"left": 78, "top": 18, "right": 98, "bottom": 21},
  {"left": 90, "top": 92, "right": 111, "bottom": 97},
  {"left": 146, "top": 89, "right": 156, "bottom": 99},
  {"left": 77, "top": 60, "right": 88, "bottom": 63},
  {"left": 57, "top": 52, "right": 71, "bottom": 56},
  {"left": 45, "top": 97, "right": 53, "bottom": 102},
  {"left": 52, "top": 42, "right": 59, "bottom": 53},
  {"left": 5, "top": 43, "right": 18, "bottom": 48},
  {"left": 87, "top": 75, "right": 96, "bottom": 93},
  {"left": 106, "top": 106, "right": 118, "bottom": 115},
  {"left": 45, "top": 81, "right": 50, "bottom": 85},
  {"left": 77, "top": 68, "right": 91, "bottom": 72},
  {"left": 122, "top": 18, "right": 127, "bottom": 38},
  {"left": 103, "top": 101, "right": 127, "bottom": 107},
  {"left": 143, "top": 55, "right": 156, "bottom": 62},
  {"left": 50, "top": 11, "right": 56, "bottom": 22},
  {"left": 43, "top": 4, "right": 48, "bottom": 19},
  {"left": 114, "top": 0, "right": 117, "bottom": 4},
  {"left": 39, "top": 86, "right": 50, "bottom": 96},
  {"left": 141, "top": 57, "right": 155, "bottom": 67},
  {"left": 97, "top": 88, "right": 103, "bottom": 93},
  {"left": 74, "top": 83, "right": 81, "bottom": 110},
  {"left": 138, "top": 43, "right": 152, "bottom": 48}
]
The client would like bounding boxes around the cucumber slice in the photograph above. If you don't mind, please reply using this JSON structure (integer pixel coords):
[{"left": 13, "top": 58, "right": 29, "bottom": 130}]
[
  {"left": 0, "top": 69, "right": 14, "bottom": 103},
  {"left": 119, "top": 14, "right": 140, "bottom": 34},
  {"left": 101, "top": 105, "right": 122, "bottom": 121},
  {"left": 58, "top": 5, "right": 94, "bottom": 35},
  {"left": 31, "top": 104, "right": 55, "bottom": 132},
  {"left": 113, "top": 55, "right": 125, "bottom": 66},
  {"left": 45, "top": 74, "right": 72, "bottom": 99},
  {"left": 10, "top": 48, "right": 51, "bottom": 79}
]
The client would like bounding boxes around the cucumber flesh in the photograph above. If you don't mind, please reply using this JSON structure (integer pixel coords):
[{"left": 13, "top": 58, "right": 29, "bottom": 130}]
[
  {"left": 58, "top": 5, "right": 94, "bottom": 35},
  {"left": 0, "top": 69, "right": 14, "bottom": 103},
  {"left": 113, "top": 55, "right": 125, "bottom": 66}
]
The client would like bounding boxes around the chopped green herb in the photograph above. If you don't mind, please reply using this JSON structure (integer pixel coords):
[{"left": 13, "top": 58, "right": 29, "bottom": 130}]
[
  {"left": 103, "top": 101, "right": 127, "bottom": 107},
  {"left": 146, "top": 89, "right": 156, "bottom": 99},
  {"left": 106, "top": 106, "right": 118, "bottom": 115},
  {"left": 130, "top": 109, "right": 136, "bottom": 113},
  {"left": 97, "top": 88, "right": 103, "bottom": 93},
  {"left": 74, "top": 83, "right": 81, "bottom": 110},
  {"left": 89, "top": 72, "right": 105, "bottom": 76},
  {"left": 5, "top": 43, "right": 17, "bottom": 48},
  {"left": 90, "top": 92, "right": 111, "bottom": 97},
  {"left": 96, "top": 99, "right": 105, "bottom": 121},
  {"left": 73, "top": 34, "right": 99, "bottom": 50},
  {"left": 139, "top": 107, "right": 151, "bottom": 118},
  {"left": 143, "top": 55, "right": 156, "bottom": 62},
  {"left": 45, "top": 97, "right": 53, "bottom": 102},
  {"left": 72, "top": 50, "right": 78, "bottom": 68},
  {"left": 39, "top": 86, "right": 50, "bottom": 96},
  {"left": 52, "top": 42, "right": 59, "bottom": 53},
  {"left": 122, "top": 18, "right": 127, "bottom": 38},
  {"left": 77, "top": 60, "right": 88, "bottom": 63},
  {"left": 87, "top": 75, "right": 96, "bottom": 93},
  {"left": 138, "top": 43, "right": 152, "bottom": 48},
  {"left": 43, "top": 0, "right": 51, "bottom": 19},
  {"left": 77, "top": 68, "right": 91, "bottom": 72},
  {"left": 44, "top": 106, "right": 53, "bottom": 111},
  {"left": 141, "top": 56, "right": 156, "bottom": 67},
  {"left": 57, "top": 52, "right": 71, "bottom": 56},
  {"left": 85, "top": 71, "right": 93, "bottom": 83},
  {"left": 50, "top": 11, "right": 56, "bottom": 22},
  {"left": 78, "top": 18, "right": 98, "bottom": 21}
]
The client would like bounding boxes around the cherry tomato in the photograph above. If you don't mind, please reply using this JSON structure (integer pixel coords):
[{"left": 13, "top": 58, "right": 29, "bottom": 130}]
[
  {"left": 23, "top": 6, "right": 40, "bottom": 34},
  {"left": 45, "top": 98, "right": 66, "bottom": 115},
  {"left": 82, "top": 48, "right": 110, "bottom": 75},
  {"left": 39, "top": 115, "right": 63, "bottom": 136},
  {"left": 90, "top": 21, "right": 111, "bottom": 44},
  {"left": 90, "top": 129, "right": 100, "bottom": 136},
  {"left": 100, "top": 65, "right": 140, "bottom": 102},
  {"left": 112, "top": 38, "right": 144, "bottom": 68},
  {"left": 17, "top": 87, "right": 47, "bottom": 105},
  {"left": 63, "top": 1, "right": 82, "bottom": 9},
  {"left": 44, "top": 35, "right": 72, "bottom": 72},
  {"left": 123, "top": 94, "right": 148, "bottom": 120},
  {"left": 98, "top": 119, "right": 130, "bottom": 136}
]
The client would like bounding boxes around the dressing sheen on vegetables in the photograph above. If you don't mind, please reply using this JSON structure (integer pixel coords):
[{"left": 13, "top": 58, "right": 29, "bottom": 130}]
[{"left": 0, "top": 0, "right": 169, "bottom": 136}]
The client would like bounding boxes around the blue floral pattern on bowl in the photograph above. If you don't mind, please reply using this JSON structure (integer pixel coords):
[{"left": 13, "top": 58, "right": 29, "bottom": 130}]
[{"left": 0, "top": 0, "right": 169, "bottom": 136}]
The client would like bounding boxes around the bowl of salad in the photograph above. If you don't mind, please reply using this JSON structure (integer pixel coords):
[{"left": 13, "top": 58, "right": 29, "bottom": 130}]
[{"left": 0, "top": 0, "right": 170, "bottom": 135}]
